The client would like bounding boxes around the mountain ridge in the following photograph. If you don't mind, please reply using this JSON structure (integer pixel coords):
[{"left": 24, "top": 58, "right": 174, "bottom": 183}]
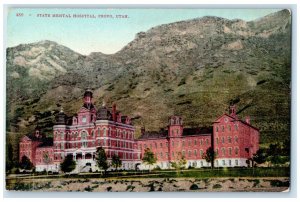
[{"left": 6, "top": 9, "right": 291, "bottom": 153}]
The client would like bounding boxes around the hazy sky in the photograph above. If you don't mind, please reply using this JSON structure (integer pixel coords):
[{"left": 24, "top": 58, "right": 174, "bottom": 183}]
[{"left": 7, "top": 8, "right": 281, "bottom": 55}]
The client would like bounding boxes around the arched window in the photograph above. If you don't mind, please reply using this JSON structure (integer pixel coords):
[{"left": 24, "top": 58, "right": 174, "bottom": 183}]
[
  {"left": 103, "top": 128, "right": 107, "bottom": 137},
  {"left": 235, "top": 148, "right": 239, "bottom": 155}
]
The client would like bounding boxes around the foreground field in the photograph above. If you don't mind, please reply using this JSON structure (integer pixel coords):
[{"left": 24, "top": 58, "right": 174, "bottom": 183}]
[{"left": 6, "top": 177, "right": 289, "bottom": 192}]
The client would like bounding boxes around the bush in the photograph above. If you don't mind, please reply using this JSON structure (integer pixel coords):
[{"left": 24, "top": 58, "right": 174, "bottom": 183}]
[
  {"left": 126, "top": 185, "right": 135, "bottom": 191},
  {"left": 190, "top": 184, "right": 199, "bottom": 190},
  {"left": 84, "top": 186, "right": 93, "bottom": 192},
  {"left": 270, "top": 180, "right": 290, "bottom": 187},
  {"left": 106, "top": 186, "right": 112, "bottom": 192},
  {"left": 212, "top": 184, "right": 222, "bottom": 189}
]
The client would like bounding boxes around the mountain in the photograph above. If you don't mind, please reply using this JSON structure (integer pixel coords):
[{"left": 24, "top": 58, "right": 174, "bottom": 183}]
[{"left": 6, "top": 9, "right": 291, "bottom": 153}]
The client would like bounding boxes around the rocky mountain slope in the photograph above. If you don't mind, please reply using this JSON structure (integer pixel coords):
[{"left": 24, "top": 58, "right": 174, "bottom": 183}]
[{"left": 6, "top": 9, "right": 291, "bottom": 151}]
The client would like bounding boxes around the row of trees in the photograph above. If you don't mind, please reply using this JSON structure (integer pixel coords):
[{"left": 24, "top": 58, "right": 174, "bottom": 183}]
[
  {"left": 141, "top": 139, "right": 290, "bottom": 171},
  {"left": 14, "top": 139, "right": 290, "bottom": 174}
]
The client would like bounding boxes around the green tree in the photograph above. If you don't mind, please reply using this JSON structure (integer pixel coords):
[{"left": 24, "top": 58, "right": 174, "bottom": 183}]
[
  {"left": 253, "top": 149, "right": 267, "bottom": 165},
  {"left": 267, "top": 143, "right": 282, "bottom": 166},
  {"left": 142, "top": 148, "right": 157, "bottom": 171},
  {"left": 111, "top": 154, "right": 122, "bottom": 171},
  {"left": 6, "top": 143, "right": 14, "bottom": 173},
  {"left": 202, "top": 147, "right": 215, "bottom": 169},
  {"left": 20, "top": 155, "right": 34, "bottom": 170},
  {"left": 60, "top": 155, "right": 76, "bottom": 173},
  {"left": 170, "top": 152, "right": 187, "bottom": 176},
  {"left": 95, "top": 147, "right": 109, "bottom": 174}
]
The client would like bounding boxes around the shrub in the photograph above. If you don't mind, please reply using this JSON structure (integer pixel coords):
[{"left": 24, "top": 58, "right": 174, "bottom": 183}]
[
  {"left": 126, "top": 185, "right": 135, "bottom": 191},
  {"left": 270, "top": 180, "right": 290, "bottom": 187},
  {"left": 84, "top": 186, "right": 93, "bottom": 192},
  {"left": 190, "top": 184, "right": 199, "bottom": 190},
  {"left": 107, "top": 186, "right": 112, "bottom": 192},
  {"left": 213, "top": 184, "right": 222, "bottom": 189}
]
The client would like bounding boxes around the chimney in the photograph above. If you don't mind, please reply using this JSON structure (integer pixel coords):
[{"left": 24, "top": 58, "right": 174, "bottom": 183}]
[
  {"left": 35, "top": 128, "right": 40, "bottom": 138},
  {"left": 112, "top": 103, "right": 117, "bottom": 122},
  {"left": 229, "top": 104, "right": 237, "bottom": 118},
  {"left": 245, "top": 116, "right": 250, "bottom": 124},
  {"left": 141, "top": 127, "right": 145, "bottom": 135}
]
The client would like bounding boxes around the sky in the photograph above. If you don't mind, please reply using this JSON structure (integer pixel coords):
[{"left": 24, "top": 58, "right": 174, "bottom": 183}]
[{"left": 7, "top": 8, "right": 281, "bottom": 55}]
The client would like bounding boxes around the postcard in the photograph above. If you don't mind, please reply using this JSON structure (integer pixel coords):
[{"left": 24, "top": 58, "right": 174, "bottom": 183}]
[{"left": 5, "top": 7, "right": 291, "bottom": 192}]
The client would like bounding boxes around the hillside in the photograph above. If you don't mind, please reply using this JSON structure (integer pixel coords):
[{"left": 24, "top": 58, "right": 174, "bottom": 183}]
[{"left": 6, "top": 9, "right": 291, "bottom": 158}]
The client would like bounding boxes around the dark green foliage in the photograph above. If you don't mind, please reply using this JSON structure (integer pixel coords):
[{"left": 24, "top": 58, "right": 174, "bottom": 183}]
[
  {"left": 20, "top": 155, "right": 33, "bottom": 170},
  {"left": 111, "top": 154, "right": 122, "bottom": 171},
  {"left": 270, "top": 180, "right": 289, "bottom": 187},
  {"left": 202, "top": 147, "right": 215, "bottom": 169},
  {"left": 106, "top": 186, "right": 112, "bottom": 192},
  {"left": 95, "top": 147, "right": 109, "bottom": 172},
  {"left": 84, "top": 185, "right": 93, "bottom": 192},
  {"left": 212, "top": 184, "right": 222, "bottom": 189},
  {"left": 190, "top": 184, "right": 199, "bottom": 190},
  {"left": 60, "top": 155, "right": 76, "bottom": 173},
  {"left": 253, "top": 149, "right": 267, "bottom": 165},
  {"left": 6, "top": 143, "right": 14, "bottom": 172},
  {"left": 126, "top": 185, "right": 135, "bottom": 191},
  {"left": 142, "top": 148, "right": 157, "bottom": 170}
]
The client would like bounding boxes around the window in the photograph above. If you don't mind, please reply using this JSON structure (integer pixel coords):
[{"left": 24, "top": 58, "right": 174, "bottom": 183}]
[
  {"left": 228, "top": 136, "right": 232, "bottom": 143},
  {"left": 172, "top": 152, "right": 174, "bottom": 157},
  {"left": 222, "top": 137, "right": 225, "bottom": 144},
  {"left": 194, "top": 150, "right": 197, "bottom": 156},
  {"left": 235, "top": 124, "right": 238, "bottom": 131},
  {"left": 160, "top": 152, "right": 163, "bottom": 158},
  {"left": 216, "top": 138, "right": 219, "bottom": 144},
  {"left": 188, "top": 141, "right": 191, "bottom": 146},
  {"left": 235, "top": 148, "right": 239, "bottom": 155},
  {"left": 229, "top": 148, "right": 232, "bottom": 156},
  {"left": 228, "top": 125, "right": 231, "bottom": 131},
  {"left": 216, "top": 149, "right": 219, "bottom": 155},
  {"left": 182, "top": 141, "right": 185, "bottom": 147},
  {"left": 206, "top": 139, "right": 209, "bottom": 145},
  {"left": 222, "top": 148, "right": 225, "bottom": 156},
  {"left": 182, "top": 150, "right": 186, "bottom": 157},
  {"left": 235, "top": 160, "right": 239, "bottom": 166},
  {"left": 91, "top": 130, "right": 94, "bottom": 138},
  {"left": 188, "top": 150, "right": 191, "bottom": 157},
  {"left": 166, "top": 142, "right": 169, "bottom": 147},
  {"left": 235, "top": 136, "right": 238, "bottom": 143},
  {"left": 172, "top": 141, "right": 174, "bottom": 147},
  {"left": 160, "top": 143, "right": 163, "bottom": 148},
  {"left": 200, "top": 150, "right": 203, "bottom": 157},
  {"left": 103, "top": 128, "right": 107, "bottom": 137},
  {"left": 155, "top": 143, "right": 157, "bottom": 149},
  {"left": 229, "top": 160, "right": 232, "bottom": 166},
  {"left": 216, "top": 126, "right": 218, "bottom": 132},
  {"left": 222, "top": 126, "right": 224, "bottom": 132},
  {"left": 82, "top": 116, "right": 86, "bottom": 123},
  {"left": 176, "top": 129, "right": 179, "bottom": 135},
  {"left": 222, "top": 160, "right": 225, "bottom": 166},
  {"left": 98, "top": 128, "right": 100, "bottom": 136},
  {"left": 194, "top": 140, "right": 197, "bottom": 145},
  {"left": 166, "top": 152, "right": 169, "bottom": 157},
  {"left": 200, "top": 140, "right": 203, "bottom": 145}
]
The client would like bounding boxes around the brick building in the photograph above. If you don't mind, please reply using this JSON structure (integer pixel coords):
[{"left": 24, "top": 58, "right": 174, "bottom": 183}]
[{"left": 19, "top": 89, "right": 260, "bottom": 172}]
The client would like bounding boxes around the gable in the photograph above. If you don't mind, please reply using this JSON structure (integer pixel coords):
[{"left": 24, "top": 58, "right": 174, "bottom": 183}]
[
  {"left": 78, "top": 107, "right": 91, "bottom": 114},
  {"left": 21, "top": 135, "right": 31, "bottom": 142},
  {"left": 214, "top": 114, "right": 236, "bottom": 124}
]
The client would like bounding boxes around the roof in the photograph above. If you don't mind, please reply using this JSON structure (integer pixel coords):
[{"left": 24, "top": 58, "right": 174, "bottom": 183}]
[
  {"left": 138, "top": 130, "right": 168, "bottom": 140},
  {"left": 182, "top": 127, "right": 213, "bottom": 136},
  {"left": 37, "top": 137, "right": 54, "bottom": 148},
  {"left": 214, "top": 113, "right": 259, "bottom": 131}
]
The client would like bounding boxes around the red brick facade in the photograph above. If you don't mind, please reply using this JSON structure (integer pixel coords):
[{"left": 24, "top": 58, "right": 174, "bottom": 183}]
[{"left": 19, "top": 90, "right": 260, "bottom": 172}]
